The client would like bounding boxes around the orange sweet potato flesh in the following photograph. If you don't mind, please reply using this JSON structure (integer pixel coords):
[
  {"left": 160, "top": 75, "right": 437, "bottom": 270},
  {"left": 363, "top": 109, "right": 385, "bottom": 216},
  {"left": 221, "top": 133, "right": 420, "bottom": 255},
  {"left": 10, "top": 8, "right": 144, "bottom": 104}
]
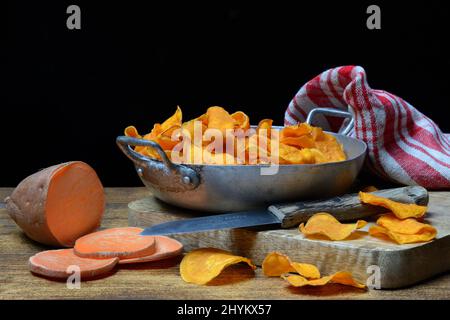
[
  {"left": 29, "top": 249, "right": 118, "bottom": 279},
  {"left": 118, "top": 236, "right": 184, "bottom": 264},
  {"left": 74, "top": 227, "right": 156, "bottom": 259},
  {"left": 5, "top": 162, "right": 105, "bottom": 247}
]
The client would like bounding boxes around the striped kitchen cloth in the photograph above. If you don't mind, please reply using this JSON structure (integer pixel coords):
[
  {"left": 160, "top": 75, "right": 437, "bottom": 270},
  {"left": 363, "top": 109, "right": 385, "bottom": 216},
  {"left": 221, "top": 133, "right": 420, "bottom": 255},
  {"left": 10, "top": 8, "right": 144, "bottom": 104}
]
[{"left": 284, "top": 66, "right": 450, "bottom": 189}]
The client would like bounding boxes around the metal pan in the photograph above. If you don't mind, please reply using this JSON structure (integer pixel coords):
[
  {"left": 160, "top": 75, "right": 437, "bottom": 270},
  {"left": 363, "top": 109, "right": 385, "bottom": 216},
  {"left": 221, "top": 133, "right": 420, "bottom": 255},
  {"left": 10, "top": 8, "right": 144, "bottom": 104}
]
[{"left": 117, "top": 108, "right": 366, "bottom": 212}]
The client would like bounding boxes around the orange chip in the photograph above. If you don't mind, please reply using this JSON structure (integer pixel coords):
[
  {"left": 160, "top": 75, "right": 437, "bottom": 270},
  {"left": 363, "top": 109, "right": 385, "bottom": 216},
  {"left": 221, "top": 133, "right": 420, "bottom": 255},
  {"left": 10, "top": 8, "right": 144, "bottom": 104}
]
[
  {"left": 359, "top": 192, "right": 427, "bottom": 219},
  {"left": 262, "top": 252, "right": 320, "bottom": 279},
  {"left": 206, "top": 106, "right": 236, "bottom": 133},
  {"left": 280, "top": 123, "right": 312, "bottom": 138},
  {"left": 280, "top": 135, "right": 315, "bottom": 149},
  {"left": 160, "top": 106, "right": 182, "bottom": 132},
  {"left": 180, "top": 248, "right": 256, "bottom": 285},
  {"left": 361, "top": 185, "right": 378, "bottom": 192},
  {"left": 231, "top": 111, "right": 250, "bottom": 131},
  {"left": 369, "top": 214, "right": 437, "bottom": 244},
  {"left": 377, "top": 214, "right": 434, "bottom": 234},
  {"left": 124, "top": 125, "right": 142, "bottom": 138},
  {"left": 313, "top": 137, "right": 346, "bottom": 162},
  {"left": 282, "top": 271, "right": 365, "bottom": 289},
  {"left": 279, "top": 145, "right": 327, "bottom": 164},
  {"left": 299, "top": 213, "right": 367, "bottom": 241},
  {"left": 257, "top": 119, "right": 273, "bottom": 132}
]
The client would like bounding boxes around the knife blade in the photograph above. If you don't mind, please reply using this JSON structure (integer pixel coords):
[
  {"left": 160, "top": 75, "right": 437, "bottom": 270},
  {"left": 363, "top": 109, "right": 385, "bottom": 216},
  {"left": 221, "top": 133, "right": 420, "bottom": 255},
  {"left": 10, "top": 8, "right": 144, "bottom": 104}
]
[
  {"left": 140, "top": 186, "right": 429, "bottom": 236},
  {"left": 140, "top": 210, "right": 280, "bottom": 236}
]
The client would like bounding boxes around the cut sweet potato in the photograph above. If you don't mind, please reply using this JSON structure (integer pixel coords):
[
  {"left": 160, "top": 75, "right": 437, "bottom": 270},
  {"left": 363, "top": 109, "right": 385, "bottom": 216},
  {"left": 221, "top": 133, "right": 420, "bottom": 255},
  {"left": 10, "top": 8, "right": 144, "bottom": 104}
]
[
  {"left": 119, "top": 236, "right": 183, "bottom": 264},
  {"left": 5, "top": 162, "right": 105, "bottom": 247},
  {"left": 74, "top": 227, "right": 156, "bottom": 259},
  {"left": 29, "top": 249, "right": 118, "bottom": 279}
]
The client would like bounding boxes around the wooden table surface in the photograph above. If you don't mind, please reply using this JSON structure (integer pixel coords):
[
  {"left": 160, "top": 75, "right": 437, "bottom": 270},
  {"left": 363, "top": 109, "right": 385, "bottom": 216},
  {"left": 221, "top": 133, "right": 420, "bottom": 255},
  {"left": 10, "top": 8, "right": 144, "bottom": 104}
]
[{"left": 1, "top": 187, "right": 449, "bottom": 300}]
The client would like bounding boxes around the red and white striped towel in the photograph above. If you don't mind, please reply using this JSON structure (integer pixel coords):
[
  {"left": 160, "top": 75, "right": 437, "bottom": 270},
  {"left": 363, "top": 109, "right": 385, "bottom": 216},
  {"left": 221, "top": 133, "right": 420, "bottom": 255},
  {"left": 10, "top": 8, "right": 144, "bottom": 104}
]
[{"left": 284, "top": 66, "right": 450, "bottom": 189}]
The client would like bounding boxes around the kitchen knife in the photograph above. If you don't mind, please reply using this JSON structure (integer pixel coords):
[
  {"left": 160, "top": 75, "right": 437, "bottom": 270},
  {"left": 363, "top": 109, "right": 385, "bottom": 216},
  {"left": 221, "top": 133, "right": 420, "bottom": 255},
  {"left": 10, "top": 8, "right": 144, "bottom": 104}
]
[{"left": 140, "top": 186, "right": 428, "bottom": 236}]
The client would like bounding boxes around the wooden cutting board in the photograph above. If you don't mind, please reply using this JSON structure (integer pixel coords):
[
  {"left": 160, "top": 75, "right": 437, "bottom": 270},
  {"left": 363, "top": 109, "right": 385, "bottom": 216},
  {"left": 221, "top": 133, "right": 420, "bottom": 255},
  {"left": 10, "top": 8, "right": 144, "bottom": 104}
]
[{"left": 128, "top": 192, "right": 450, "bottom": 289}]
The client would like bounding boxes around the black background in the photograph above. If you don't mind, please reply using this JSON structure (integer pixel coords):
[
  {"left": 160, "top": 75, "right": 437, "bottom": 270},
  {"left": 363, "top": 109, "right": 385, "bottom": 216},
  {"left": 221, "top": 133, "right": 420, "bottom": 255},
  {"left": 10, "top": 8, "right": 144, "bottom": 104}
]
[{"left": 4, "top": 1, "right": 450, "bottom": 186}]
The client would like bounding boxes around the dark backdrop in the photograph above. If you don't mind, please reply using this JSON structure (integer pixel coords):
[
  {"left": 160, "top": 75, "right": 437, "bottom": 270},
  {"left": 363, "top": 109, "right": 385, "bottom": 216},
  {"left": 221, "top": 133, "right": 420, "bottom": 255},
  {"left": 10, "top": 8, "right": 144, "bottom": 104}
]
[{"left": 4, "top": 1, "right": 450, "bottom": 186}]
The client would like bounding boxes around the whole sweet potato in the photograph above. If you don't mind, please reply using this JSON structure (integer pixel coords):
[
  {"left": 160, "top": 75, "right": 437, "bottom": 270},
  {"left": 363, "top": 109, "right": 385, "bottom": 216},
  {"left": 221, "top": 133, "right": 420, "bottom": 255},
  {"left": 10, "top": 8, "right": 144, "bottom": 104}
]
[{"left": 5, "top": 161, "right": 105, "bottom": 247}]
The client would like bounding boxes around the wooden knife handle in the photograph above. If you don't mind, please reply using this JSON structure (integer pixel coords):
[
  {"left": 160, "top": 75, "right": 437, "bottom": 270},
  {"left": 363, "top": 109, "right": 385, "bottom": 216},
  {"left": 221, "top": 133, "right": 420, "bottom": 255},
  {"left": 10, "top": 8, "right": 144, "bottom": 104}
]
[{"left": 268, "top": 186, "right": 428, "bottom": 228}]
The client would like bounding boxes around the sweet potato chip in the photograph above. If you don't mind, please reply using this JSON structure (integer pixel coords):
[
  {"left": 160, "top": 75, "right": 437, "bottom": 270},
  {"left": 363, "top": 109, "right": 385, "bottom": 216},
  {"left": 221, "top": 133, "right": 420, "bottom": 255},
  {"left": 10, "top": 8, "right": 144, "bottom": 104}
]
[
  {"left": 290, "top": 262, "right": 321, "bottom": 280},
  {"left": 299, "top": 213, "right": 367, "bottom": 241},
  {"left": 280, "top": 135, "right": 315, "bottom": 149},
  {"left": 206, "top": 106, "right": 236, "bottom": 133},
  {"left": 180, "top": 248, "right": 256, "bottom": 285},
  {"left": 369, "top": 225, "right": 436, "bottom": 244},
  {"left": 231, "top": 111, "right": 250, "bottom": 131},
  {"left": 257, "top": 119, "right": 273, "bottom": 133},
  {"left": 262, "top": 252, "right": 320, "bottom": 279},
  {"left": 361, "top": 185, "right": 378, "bottom": 192},
  {"left": 369, "top": 214, "right": 437, "bottom": 244},
  {"left": 124, "top": 126, "right": 148, "bottom": 154},
  {"left": 314, "top": 136, "right": 346, "bottom": 162},
  {"left": 280, "top": 123, "right": 312, "bottom": 138},
  {"left": 124, "top": 126, "right": 142, "bottom": 139},
  {"left": 282, "top": 271, "right": 365, "bottom": 289},
  {"left": 359, "top": 192, "right": 427, "bottom": 219},
  {"left": 279, "top": 145, "right": 326, "bottom": 164},
  {"left": 160, "top": 106, "right": 182, "bottom": 132},
  {"left": 377, "top": 214, "right": 434, "bottom": 234}
]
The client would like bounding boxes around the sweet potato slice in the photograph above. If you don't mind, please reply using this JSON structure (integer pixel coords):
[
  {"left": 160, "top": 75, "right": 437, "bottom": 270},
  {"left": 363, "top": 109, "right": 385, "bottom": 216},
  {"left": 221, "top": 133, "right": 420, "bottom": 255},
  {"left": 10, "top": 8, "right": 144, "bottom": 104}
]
[
  {"left": 74, "top": 227, "right": 156, "bottom": 259},
  {"left": 29, "top": 249, "right": 118, "bottom": 279},
  {"left": 119, "top": 236, "right": 183, "bottom": 264},
  {"left": 5, "top": 162, "right": 105, "bottom": 247}
]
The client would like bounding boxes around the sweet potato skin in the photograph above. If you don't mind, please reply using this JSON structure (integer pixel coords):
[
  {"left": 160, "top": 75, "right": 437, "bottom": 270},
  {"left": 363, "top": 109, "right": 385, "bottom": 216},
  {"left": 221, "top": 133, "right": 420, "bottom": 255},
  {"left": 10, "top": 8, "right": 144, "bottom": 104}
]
[{"left": 5, "top": 162, "right": 105, "bottom": 247}]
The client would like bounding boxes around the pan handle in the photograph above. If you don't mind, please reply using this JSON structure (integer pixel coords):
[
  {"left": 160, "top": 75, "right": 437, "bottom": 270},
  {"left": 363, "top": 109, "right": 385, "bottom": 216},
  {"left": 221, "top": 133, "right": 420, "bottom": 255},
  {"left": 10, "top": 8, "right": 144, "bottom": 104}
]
[
  {"left": 116, "top": 136, "right": 200, "bottom": 190},
  {"left": 306, "top": 107, "right": 354, "bottom": 135}
]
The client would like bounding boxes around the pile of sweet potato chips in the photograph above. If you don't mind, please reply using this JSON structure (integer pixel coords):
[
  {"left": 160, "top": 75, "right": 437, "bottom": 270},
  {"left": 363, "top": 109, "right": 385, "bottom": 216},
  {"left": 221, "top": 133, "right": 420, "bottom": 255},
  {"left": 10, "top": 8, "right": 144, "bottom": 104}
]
[
  {"left": 125, "top": 106, "right": 346, "bottom": 165},
  {"left": 359, "top": 191, "right": 436, "bottom": 244},
  {"left": 298, "top": 191, "right": 436, "bottom": 244}
]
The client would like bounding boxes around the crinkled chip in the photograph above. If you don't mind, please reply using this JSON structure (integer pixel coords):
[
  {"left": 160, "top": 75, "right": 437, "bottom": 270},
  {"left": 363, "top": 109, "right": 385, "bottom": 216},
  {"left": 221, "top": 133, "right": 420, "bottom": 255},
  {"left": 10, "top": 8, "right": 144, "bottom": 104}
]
[
  {"left": 280, "top": 135, "right": 315, "bottom": 149},
  {"left": 257, "top": 119, "right": 273, "bottom": 133},
  {"left": 231, "top": 111, "right": 250, "bottom": 130},
  {"left": 377, "top": 214, "right": 433, "bottom": 234},
  {"left": 124, "top": 125, "right": 141, "bottom": 138},
  {"left": 359, "top": 191, "right": 427, "bottom": 219},
  {"left": 206, "top": 106, "right": 236, "bottom": 133},
  {"left": 180, "top": 248, "right": 256, "bottom": 285},
  {"left": 280, "top": 123, "right": 312, "bottom": 138},
  {"left": 160, "top": 106, "right": 182, "bottom": 132},
  {"left": 279, "top": 144, "right": 326, "bottom": 164},
  {"left": 369, "top": 214, "right": 437, "bottom": 244},
  {"left": 361, "top": 185, "right": 378, "bottom": 192},
  {"left": 282, "top": 271, "right": 365, "bottom": 289},
  {"left": 262, "top": 252, "right": 320, "bottom": 279},
  {"left": 313, "top": 136, "right": 346, "bottom": 162},
  {"left": 299, "top": 213, "right": 367, "bottom": 241}
]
